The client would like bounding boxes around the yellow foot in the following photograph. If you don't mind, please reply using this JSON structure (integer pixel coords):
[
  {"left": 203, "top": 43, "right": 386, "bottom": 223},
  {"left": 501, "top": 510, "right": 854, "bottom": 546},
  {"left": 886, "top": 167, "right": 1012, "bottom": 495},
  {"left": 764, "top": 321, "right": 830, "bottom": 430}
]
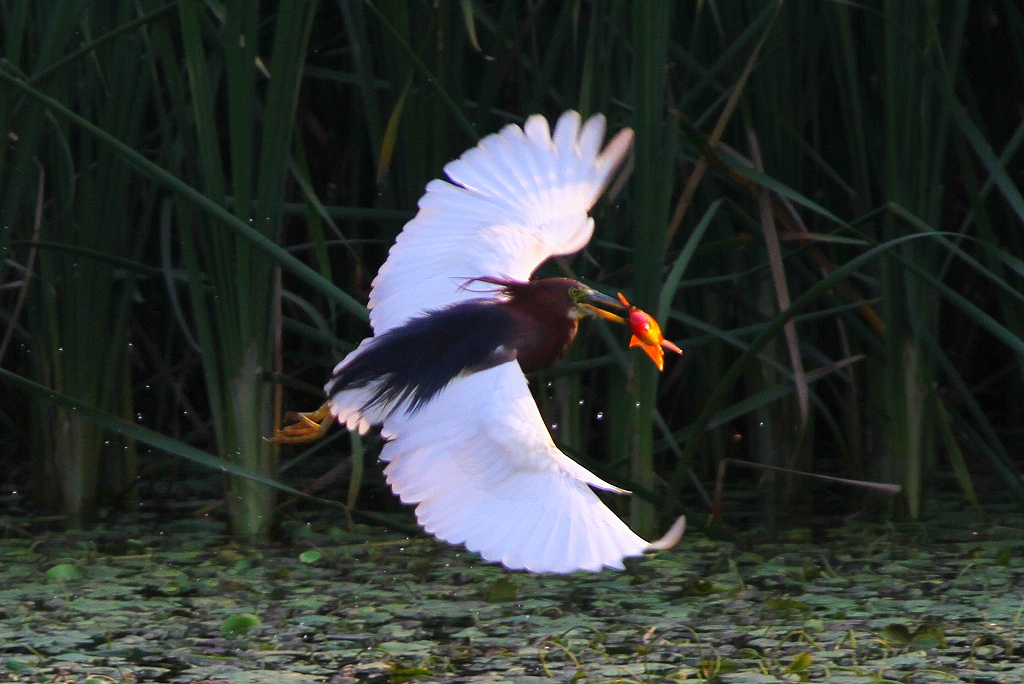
[{"left": 268, "top": 402, "right": 333, "bottom": 444}]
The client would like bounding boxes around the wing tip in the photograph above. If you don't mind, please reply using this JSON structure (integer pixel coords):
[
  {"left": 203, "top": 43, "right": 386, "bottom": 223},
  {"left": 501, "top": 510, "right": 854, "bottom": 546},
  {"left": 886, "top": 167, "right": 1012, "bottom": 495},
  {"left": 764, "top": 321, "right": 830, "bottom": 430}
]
[
  {"left": 598, "top": 126, "right": 635, "bottom": 174},
  {"left": 647, "top": 515, "right": 687, "bottom": 551}
]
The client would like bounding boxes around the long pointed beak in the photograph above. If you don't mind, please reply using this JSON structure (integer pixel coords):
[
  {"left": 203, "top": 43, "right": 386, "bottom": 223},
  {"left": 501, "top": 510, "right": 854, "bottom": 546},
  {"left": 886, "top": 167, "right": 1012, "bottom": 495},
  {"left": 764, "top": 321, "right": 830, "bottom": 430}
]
[{"left": 579, "top": 290, "right": 628, "bottom": 324}]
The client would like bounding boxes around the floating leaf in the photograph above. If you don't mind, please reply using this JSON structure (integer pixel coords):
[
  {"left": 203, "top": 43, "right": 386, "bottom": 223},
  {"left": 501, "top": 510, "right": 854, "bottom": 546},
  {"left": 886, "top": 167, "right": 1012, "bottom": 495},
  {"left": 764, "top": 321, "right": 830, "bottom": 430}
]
[
  {"left": 45, "top": 563, "right": 85, "bottom": 583},
  {"left": 220, "top": 613, "right": 261, "bottom": 637},
  {"left": 879, "top": 623, "right": 912, "bottom": 644},
  {"left": 803, "top": 618, "right": 825, "bottom": 633},
  {"left": 764, "top": 597, "right": 811, "bottom": 618},
  {"left": 390, "top": 663, "right": 434, "bottom": 682},
  {"left": 4, "top": 660, "right": 30, "bottom": 675},
  {"left": 486, "top": 577, "right": 519, "bottom": 603},
  {"left": 299, "top": 550, "right": 322, "bottom": 564},
  {"left": 910, "top": 625, "right": 947, "bottom": 649}
]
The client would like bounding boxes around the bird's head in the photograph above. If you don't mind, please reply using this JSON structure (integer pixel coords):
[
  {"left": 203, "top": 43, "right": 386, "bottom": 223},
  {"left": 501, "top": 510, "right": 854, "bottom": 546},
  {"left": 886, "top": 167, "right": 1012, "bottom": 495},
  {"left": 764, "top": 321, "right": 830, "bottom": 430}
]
[
  {"left": 473, "top": 276, "right": 680, "bottom": 371},
  {"left": 472, "top": 276, "right": 626, "bottom": 322},
  {"left": 566, "top": 281, "right": 629, "bottom": 321}
]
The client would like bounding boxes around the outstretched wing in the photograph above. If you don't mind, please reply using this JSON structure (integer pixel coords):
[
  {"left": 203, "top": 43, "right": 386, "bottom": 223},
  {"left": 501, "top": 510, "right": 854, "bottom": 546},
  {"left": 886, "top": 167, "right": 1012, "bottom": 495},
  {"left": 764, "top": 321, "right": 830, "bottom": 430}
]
[
  {"left": 368, "top": 111, "right": 634, "bottom": 334},
  {"left": 379, "top": 362, "right": 651, "bottom": 573}
]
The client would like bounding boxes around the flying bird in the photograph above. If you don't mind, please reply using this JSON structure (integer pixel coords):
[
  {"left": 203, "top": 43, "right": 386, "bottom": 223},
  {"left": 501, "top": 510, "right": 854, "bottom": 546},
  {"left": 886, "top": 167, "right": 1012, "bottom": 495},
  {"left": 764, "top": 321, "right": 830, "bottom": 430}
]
[{"left": 276, "top": 111, "right": 684, "bottom": 573}]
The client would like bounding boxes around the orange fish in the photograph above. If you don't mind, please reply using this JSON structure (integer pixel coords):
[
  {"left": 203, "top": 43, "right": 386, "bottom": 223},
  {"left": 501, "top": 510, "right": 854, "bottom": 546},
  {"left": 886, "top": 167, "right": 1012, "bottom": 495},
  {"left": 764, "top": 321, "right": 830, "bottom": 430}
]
[{"left": 618, "top": 293, "right": 682, "bottom": 371}]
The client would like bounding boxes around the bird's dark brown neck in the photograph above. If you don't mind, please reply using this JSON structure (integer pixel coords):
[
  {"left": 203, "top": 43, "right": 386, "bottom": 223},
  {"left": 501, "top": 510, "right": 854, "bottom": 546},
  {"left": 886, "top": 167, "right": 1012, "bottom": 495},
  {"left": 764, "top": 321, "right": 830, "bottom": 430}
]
[
  {"left": 490, "top": 278, "right": 582, "bottom": 374},
  {"left": 513, "top": 312, "right": 578, "bottom": 374}
]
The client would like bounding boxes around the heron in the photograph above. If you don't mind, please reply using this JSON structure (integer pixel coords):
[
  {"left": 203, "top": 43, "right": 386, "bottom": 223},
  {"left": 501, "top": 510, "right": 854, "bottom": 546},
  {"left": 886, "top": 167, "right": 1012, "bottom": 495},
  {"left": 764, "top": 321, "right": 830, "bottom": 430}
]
[{"left": 276, "top": 111, "right": 684, "bottom": 573}]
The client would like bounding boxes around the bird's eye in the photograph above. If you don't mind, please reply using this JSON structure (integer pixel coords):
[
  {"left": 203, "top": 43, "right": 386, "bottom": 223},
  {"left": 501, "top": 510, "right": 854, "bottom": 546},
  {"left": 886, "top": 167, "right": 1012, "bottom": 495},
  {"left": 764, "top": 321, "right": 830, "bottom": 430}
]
[{"left": 569, "top": 286, "right": 582, "bottom": 299}]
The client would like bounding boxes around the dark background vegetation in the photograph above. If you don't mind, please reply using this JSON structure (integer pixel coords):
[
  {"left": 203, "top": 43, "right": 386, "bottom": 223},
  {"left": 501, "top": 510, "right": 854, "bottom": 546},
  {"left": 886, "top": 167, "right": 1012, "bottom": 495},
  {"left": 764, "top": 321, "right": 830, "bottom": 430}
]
[{"left": 2, "top": 0, "right": 1023, "bottom": 541}]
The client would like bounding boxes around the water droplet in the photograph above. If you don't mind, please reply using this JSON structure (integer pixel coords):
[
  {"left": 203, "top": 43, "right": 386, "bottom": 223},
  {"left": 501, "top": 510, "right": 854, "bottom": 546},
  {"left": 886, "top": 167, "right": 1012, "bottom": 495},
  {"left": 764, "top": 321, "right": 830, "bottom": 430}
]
[{"left": 595, "top": 411, "right": 604, "bottom": 421}]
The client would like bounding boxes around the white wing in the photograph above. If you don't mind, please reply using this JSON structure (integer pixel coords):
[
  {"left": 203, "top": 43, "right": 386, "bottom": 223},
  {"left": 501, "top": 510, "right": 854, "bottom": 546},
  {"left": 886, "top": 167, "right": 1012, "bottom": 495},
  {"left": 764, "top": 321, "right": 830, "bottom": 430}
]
[
  {"left": 368, "top": 110, "right": 634, "bottom": 334},
  {"left": 379, "top": 362, "right": 651, "bottom": 573}
]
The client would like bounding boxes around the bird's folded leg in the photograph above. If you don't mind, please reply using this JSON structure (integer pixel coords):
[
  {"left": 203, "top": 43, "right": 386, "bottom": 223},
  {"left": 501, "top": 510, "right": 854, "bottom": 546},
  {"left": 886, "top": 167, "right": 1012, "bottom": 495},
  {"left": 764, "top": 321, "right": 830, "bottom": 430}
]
[{"left": 268, "top": 402, "right": 333, "bottom": 444}]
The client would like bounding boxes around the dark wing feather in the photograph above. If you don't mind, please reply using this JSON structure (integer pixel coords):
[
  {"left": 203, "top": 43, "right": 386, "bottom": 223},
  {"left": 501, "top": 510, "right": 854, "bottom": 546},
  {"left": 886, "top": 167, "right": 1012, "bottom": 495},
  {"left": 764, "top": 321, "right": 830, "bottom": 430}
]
[{"left": 326, "top": 301, "right": 517, "bottom": 416}]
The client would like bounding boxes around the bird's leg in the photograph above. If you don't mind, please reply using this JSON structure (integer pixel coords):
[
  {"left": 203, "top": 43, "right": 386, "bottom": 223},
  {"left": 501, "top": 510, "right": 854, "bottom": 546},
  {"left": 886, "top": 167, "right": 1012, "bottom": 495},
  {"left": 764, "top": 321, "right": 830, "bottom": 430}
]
[{"left": 269, "top": 402, "right": 333, "bottom": 444}]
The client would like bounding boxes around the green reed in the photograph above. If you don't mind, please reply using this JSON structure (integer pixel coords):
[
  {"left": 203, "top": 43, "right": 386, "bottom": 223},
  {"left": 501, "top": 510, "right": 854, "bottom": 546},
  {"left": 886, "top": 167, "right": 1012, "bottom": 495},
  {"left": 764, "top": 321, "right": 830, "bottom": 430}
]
[{"left": 3, "top": 0, "right": 1023, "bottom": 540}]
